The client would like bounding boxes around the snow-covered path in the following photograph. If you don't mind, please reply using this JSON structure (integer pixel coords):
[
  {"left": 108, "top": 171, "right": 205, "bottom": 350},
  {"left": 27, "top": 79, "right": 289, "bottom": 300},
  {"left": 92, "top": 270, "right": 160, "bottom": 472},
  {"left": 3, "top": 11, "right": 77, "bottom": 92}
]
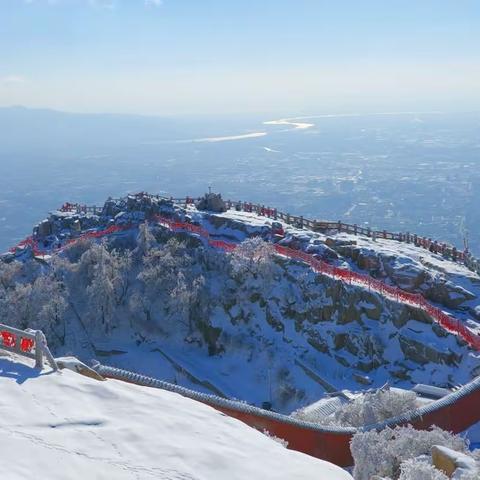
[{"left": 0, "top": 353, "right": 351, "bottom": 480}]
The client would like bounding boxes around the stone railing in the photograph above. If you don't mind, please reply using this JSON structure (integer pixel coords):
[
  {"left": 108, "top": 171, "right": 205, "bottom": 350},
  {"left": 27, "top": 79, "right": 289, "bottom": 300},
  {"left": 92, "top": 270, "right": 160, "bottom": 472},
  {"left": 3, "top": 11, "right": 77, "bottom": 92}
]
[{"left": 0, "top": 323, "right": 58, "bottom": 370}]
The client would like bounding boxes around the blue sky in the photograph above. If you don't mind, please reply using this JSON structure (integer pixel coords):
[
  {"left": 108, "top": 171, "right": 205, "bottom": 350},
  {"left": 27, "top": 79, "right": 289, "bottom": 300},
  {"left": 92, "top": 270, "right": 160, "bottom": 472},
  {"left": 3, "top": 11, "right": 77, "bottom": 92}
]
[{"left": 1, "top": 0, "right": 479, "bottom": 115}]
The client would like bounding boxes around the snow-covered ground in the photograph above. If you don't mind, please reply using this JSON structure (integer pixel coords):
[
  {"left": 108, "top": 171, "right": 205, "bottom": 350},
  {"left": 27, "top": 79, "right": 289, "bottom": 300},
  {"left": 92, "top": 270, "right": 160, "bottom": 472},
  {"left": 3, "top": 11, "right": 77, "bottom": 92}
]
[
  {"left": 0, "top": 351, "right": 351, "bottom": 480},
  {"left": 203, "top": 207, "right": 480, "bottom": 321}
]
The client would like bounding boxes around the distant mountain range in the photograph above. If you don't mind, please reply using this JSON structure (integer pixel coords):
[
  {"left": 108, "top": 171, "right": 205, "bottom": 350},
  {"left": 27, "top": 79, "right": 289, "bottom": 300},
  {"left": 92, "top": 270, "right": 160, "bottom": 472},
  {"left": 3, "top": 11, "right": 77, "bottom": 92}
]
[{"left": 0, "top": 106, "right": 261, "bottom": 153}]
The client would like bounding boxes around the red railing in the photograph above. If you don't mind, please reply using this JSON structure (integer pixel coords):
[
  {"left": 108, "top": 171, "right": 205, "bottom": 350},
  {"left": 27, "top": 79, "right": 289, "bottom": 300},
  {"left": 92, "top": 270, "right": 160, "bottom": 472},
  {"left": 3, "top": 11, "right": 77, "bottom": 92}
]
[
  {"left": 153, "top": 215, "right": 480, "bottom": 352},
  {"left": 14, "top": 190, "right": 476, "bottom": 271},
  {"left": 50, "top": 193, "right": 477, "bottom": 266},
  {"left": 12, "top": 224, "right": 136, "bottom": 258},
  {"left": 8, "top": 210, "right": 480, "bottom": 351}
]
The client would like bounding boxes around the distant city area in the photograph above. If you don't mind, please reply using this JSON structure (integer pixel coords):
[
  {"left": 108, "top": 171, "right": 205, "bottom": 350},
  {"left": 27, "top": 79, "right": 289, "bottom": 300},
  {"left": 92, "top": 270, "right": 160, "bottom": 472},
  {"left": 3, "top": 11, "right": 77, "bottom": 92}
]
[{"left": 1, "top": 108, "right": 479, "bottom": 254}]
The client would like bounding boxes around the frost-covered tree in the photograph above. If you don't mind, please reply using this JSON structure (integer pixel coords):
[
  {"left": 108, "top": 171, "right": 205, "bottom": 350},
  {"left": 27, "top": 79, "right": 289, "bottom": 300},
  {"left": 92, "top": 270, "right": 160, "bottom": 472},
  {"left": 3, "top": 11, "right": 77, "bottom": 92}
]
[
  {"left": 0, "top": 261, "right": 22, "bottom": 291},
  {"left": 132, "top": 239, "right": 204, "bottom": 334},
  {"left": 62, "top": 238, "right": 93, "bottom": 264},
  {"left": 128, "top": 291, "right": 153, "bottom": 326},
  {"left": 292, "top": 386, "right": 417, "bottom": 428},
  {"left": 171, "top": 273, "right": 205, "bottom": 333},
  {"left": 135, "top": 221, "right": 156, "bottom": 259},
  {"left": 337, "top": 387, "right": 417, "bottom": 427},
  {"left": 110, "top": 249, "right": 132, "bottom": 306},
  {"left": 84, "top": 244, "right": 116, "bottom": 332},
  {"left": 231, "top": 237, "right": 276, "bottom": 280},
  {"left": 30, "top": 274, "right": 68, "bottom": 342},
  {"left": 0, "top": 261, "right": 21, "bottom": 324},
  {"left": 2, "top": 283, "right": 33, "bottom": 329},
  {"left": 62, "top": 239, "right": 132, "bottom": 333},
  {"left": 87, "top": 266, "right": 115, "bottom": 332},
  {"left": 0, "top": 270, "right": 67, "bottom": 344}
]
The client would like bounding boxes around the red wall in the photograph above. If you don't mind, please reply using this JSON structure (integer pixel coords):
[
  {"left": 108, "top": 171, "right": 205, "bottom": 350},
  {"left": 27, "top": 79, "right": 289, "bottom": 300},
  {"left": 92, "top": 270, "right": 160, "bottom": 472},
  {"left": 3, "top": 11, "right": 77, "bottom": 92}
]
[{"left": 200, "top": 387, "right": 480, "bottom": 467}]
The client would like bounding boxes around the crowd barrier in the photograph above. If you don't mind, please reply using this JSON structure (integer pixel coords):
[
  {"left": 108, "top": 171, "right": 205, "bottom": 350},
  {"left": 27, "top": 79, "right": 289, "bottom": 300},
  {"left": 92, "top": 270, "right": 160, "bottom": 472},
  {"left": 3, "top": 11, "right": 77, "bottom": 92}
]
[{"left": 9, "top": 224, "right": 136, "bottom": 258}]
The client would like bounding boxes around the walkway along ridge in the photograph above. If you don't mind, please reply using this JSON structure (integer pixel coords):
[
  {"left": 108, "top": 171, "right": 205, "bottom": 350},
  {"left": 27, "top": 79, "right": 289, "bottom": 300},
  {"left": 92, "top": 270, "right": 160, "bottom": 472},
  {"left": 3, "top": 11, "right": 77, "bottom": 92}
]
[
  {"left": 56, "top": 193, "right": 480, "bottom": 274},
  {"left": 8, "top": 204, "right": 480, "bottom": 352}
]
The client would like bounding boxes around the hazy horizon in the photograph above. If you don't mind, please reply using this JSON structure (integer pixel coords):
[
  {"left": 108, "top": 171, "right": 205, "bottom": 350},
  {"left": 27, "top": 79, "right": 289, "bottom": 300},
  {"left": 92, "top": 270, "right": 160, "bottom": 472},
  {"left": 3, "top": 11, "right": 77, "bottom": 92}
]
[
  {"left": 1, "top": 1, "right": 480, "bottom": 116},
  {"left": 1, "top": 108, "right": 479, "bottom": 256}
]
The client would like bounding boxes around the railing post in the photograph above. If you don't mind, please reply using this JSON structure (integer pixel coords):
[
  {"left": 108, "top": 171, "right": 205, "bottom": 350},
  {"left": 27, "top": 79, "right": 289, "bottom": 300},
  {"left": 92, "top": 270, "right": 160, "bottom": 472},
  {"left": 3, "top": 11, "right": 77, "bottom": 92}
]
[{"left": 35, "top": 330, "right": 43, "bottom": 369}]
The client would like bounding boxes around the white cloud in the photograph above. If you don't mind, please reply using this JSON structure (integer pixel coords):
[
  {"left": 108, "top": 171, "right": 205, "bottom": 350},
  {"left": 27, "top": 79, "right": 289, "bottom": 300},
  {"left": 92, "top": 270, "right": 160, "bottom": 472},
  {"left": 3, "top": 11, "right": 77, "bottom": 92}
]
[
  {"left": 24, "top": 0, "right": 161, "bottom": 6},
  {"left": 24, "top": 0, "right": 62, "bottom": 4},
  {"left": 88, "top": 0, "right": 116, "bottom": 9},
  {"left": 0, "top": 75, "right": 27, "bottom": 86}
]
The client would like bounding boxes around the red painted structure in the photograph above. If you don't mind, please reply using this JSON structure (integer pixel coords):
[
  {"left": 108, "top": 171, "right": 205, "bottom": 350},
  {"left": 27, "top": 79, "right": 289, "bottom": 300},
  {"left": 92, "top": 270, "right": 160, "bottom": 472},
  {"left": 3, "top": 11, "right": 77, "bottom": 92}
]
[
  {"left": 214, "top": 404, "right": 355, "bottom": 466},
  {"left": 210, "top": 378, "right": 480, "bottom": 466},
  {"left": 97, "top": 363, "right": 480, "bottom": 467}
]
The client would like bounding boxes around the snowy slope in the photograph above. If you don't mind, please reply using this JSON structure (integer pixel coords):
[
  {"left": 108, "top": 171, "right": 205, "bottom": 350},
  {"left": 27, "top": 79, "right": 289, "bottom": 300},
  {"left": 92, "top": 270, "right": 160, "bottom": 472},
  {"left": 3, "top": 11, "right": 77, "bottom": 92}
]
[{"left": 0, "top": 352, "right": 351, "bottom": 480}]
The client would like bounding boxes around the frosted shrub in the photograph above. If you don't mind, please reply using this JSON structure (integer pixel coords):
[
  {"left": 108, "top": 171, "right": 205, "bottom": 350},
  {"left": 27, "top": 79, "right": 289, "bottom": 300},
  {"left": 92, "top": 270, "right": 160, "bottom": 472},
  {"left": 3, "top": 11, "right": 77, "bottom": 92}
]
[
  {"left": 334, "top": 387, "right": 417, "bottom": 427},
  {"left": 399, "top": 458, "right": 448, "bottom": 480},
  {"left": 294, "top": 387, "right": 418, "bottom": 427},
  {"left": 351, "top": 425, "right": 467, "bottom": 480},
  {"left": 456, "top": 472, "right": 480, "bottom": 480}
]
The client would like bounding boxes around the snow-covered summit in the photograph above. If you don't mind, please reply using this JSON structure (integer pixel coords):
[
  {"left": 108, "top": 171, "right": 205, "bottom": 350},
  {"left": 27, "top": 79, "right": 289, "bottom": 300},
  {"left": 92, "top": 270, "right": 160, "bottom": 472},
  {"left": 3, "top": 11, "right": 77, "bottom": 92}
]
[{"left": 2, "top": 192, "right": 480, "bottom": 414}]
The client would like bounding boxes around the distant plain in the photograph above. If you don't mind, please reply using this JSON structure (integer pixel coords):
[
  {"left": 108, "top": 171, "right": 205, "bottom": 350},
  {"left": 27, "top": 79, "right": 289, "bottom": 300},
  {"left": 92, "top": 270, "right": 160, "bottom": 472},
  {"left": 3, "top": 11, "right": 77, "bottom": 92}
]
[{"left": 1, "top": 108, "right": 479, "bottom": 254}]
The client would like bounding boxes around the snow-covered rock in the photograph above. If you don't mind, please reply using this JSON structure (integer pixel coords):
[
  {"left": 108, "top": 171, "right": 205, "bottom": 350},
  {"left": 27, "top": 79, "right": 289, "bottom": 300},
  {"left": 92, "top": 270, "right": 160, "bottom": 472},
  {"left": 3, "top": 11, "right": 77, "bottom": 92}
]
[
  {"left": 431, "top": 445, "right": 479, "bottom": 479},
  {"left": 56, "top": 355, "right": 105, "bottom": 381}
]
